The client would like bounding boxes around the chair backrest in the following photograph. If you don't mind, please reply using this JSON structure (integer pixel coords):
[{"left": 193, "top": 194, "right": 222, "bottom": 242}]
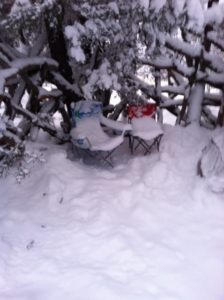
[
  {"left": 127, "top": 103, "right": 157, "bottom": 121},
  {"left": 70, "top": 100, "right": 103, "bottom": 149},
  {"left": 127, "top": 103, "right": 163, "bottom": 143},
  {"left": 71, "top": 100, "right": 102, "bottom": 127}
]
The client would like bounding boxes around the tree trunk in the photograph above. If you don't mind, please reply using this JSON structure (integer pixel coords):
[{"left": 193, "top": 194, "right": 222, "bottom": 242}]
[
  {"left": 187, "top": 82, "right": 205, "bottom": 124},
  {"left": 44, "top": 1, "right": 73, "bottom": 84},
  {"left": 186, "top": 0, "right": 219, "bottom": 124},
  {"left": 217, "top": 90, "right": 224, "bottom": 126},
  {"left": 44, "top": 0, "right": 82, "bottom": 120}
]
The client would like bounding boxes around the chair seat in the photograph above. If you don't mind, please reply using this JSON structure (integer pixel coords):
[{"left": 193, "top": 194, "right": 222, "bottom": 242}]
[
  {"left": 131, "top": 116, "right": 163, "bottom": 140},
  {"left": 70, "top": 117, "right": 124, "bottom": 152},
  {"left": 128, "top": 116, "right": 163, "bottom": 155}
]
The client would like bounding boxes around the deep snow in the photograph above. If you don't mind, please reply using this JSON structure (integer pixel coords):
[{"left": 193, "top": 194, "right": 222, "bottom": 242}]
[{"left": 0, "top": 124, "right": 224, "bottom": 300}]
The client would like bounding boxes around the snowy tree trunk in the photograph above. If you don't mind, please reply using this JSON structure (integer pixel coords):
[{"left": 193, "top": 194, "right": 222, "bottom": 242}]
[
  {"left": 44, "top": 0, "right": 81, "bottom": 121},
  {"left": 44, "top": 1, "right": 73, "bottom": 84},
  {"left": 154, "top": 68, "right": 163, "bottom": 123},
  {"left": 186, "top": 83, "right": 205, "bottom": 124},
  {"left": 217, "top": 90, "right": 224, "bottom": 126},
  {"left": 186, "top": 0, "right": 219, "bottom": 125},
  {"left": 176, "top": 86, "right": 190, "bottom": 125}
]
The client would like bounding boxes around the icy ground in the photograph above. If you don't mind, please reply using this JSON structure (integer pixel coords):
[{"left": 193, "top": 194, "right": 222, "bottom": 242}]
[{"left": 0, "top": 124, "right": 224, "bottom": 300}]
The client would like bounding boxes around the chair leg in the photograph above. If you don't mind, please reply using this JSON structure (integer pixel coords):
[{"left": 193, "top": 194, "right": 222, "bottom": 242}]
[
  {"left": 143, "top": 134, "right": 163, "bottom": 155},
  {"left": 72, "top": 144, "right": 121, "bottom": 168},
  {"left": 133, "top": 138, "right": 151, "bottom": 154},
  {"left": 89, "top": 149, "right": 116, "bottom": 168},
  {"left": 156, "top": 134, "right": 163, "bottom": 151},
  {"left": 128, "top": 135, "right": 134, "bottom": 154},
  {"left": 102, "top": 148, "right": 117, "bottom": 167},
  {"left": 144, "top": 139, "right": 156, "bottom": 155},
  {"left": 73, "top": 145, "right": 85, "bottom": 159},
  {"left": 130, "top": 135, "right": 163, "bottom": 156}
]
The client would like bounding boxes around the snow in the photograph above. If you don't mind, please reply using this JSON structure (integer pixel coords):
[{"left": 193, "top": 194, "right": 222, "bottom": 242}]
[
  {"left": 82, "top": 60, "right": 121, "bottom": 99},
  {"left": 204, "top": 51, "right": 224, "bottom": 73},
  {"left": 205, "top": 3, "right": 224, "bottom": 25},
  {"left": 108, "top": 2, "right": 119, "bottom": 14},
  {"left": 199, "top": 127, "right": 224, "bottom": 193},
  {"left": 10, "top": 0, "right": 31, "bottom": 13},
  {"left": 212, "top": 127, "right": 224, "bottom": 161},
  {"left": 165, "top": 37, "right": 201, "bottom": 58},
  {"left": 171, "top": 0, "right": 186, "bottom": 17},
  {"left": 150, "top": 0, "right": 166, "bottom": 12},
  {"left": 0, "top": 124, "right": 224, "bottom": 300},
  {"left": 205, "top": 71, "right": 224, "bottom": 86},
  {"left": 140, "top": 55, "right": 195, "bottom": 78},
  {"left": 65, "top": 23, "right": 86, "bottom": 63},
  {"left": 186, "top": 0, "right": 204, "bottom": 32},
  {"left": 207, "top": 31, "right": 224, "bottom": 51},
  {"left": 139, "top": 0, "right": 149, "bottom": 10}
]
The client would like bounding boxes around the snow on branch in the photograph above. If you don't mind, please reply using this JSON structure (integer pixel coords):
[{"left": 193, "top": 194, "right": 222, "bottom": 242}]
[
  {"left": 0, "top": 56, "right": 59, "bottom": 93},
  {"left": 11, "top": 57, "right": 58, "bottom": 73},
  {"left": 38, "top": 88, "right": 62, "bottom": 101},
  {"left": 128, "top": 74, "right": 177, "bottom": 108},
  {"left": 161, "top": 85, "right": 185, "bottom": 95},
  {"left": 205, "top": 3, "right": 224, "bottom": 26},
  {"left": 29, "top": 30, "right": 47, "bottom": 57},
  {"left": 165, "top": 36, "right": 202, "bottom": 59},
  {"left": 199, "top": 71, "right": 224, "bottom": 87},
  {"left": 0, "top": 42, "right": 25, "bottom": 62},
  {"left": 0, "top": 93, "right": 12, "bottom": 117},
  {"left": 0, "top": 51, "right": 10, "bottom": 68},
  {"left": 207, "top": 31, "right": 224, "bottom": 52},
  {"left": 0, "top": 57, "right": 59, "bottom": 94},
  {"left": 204, "top": 92, "right": 222, "bottom": 105},
  {"left": 10, "top": 102, "right": 68, "bottom": 142},
  {"left": 160, "top": 99, "right": 183, "bottom": 108},
  {"left": 164, "top": 36, "right": 224, "bottom": 74},
  {"left": 50, "top": 71, "right": 82, "bottom": 99},
  {"left": 0, "top": 0, "right": 57, "bottom": 28},
  {"left": 203, "top": 51, "right": 224, "bottom": 73},
  {"left": 170, "top": 70, "right": 186, "bottom": 86},
  {"left": 0, "top": 68, "right": 18, "bottom": 94},
  {"left": 138, "top": 57, "right": 195, "bottom": 79},
  {"left": 129, "top": 74, "right": 155, "bottom": 95}
]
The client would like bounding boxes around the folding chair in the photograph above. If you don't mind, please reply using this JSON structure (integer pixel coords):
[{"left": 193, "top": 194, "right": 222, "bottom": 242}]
[
  {"left": 70, "top": 100, "right": 131, "bottom": 167},
  {"left": 127, "top": 103, "right": 163, "bottom": 155}
]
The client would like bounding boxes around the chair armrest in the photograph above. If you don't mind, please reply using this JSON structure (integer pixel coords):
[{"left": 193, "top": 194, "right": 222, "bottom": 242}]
[
  {"left": 100, "top": 114, "right": 132, "bottom": 133},
  {"left": 70, "top": 128, "right": 91, "bottom": 149}
]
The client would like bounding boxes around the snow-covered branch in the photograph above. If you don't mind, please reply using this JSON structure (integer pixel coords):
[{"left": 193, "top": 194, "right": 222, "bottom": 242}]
[
  {"left": 49, "top": 71, "right": 82, "bottom": 99},
  {"left": 207, "top": 31, "right": 224, "bottom": 52},
  {"left": 138, "top": 57, "right": 195, "bottom": 79},
  {"left": 11, "top": 57, "right": 58, "bottom": 73},
  {"left": 165, "top": 37, "right": 202, "bottom": 59}
]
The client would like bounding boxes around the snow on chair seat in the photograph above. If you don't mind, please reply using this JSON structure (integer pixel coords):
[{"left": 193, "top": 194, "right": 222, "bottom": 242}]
[
  {"left": 70, "top": 117, "right": 125, "bottom": 151},
  {"left": 70, "top": 100, "right": 131, "bottom": 167},
  {"left": 131, "top": 117, "right": 163, "bottom": 140}
]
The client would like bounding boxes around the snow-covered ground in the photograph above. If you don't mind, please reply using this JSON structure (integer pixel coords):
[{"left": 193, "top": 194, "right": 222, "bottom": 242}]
[{"left": 0, "top": 124, "right": 224, "bottom": 300}]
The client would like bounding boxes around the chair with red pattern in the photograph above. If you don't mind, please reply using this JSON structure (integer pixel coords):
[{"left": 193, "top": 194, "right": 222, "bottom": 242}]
[
  {"left": 127, "top": 103, "right": 163, "bottom": 155},
  {"left": 127, "top": 103, "right": 157, "bottom": 120}
]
